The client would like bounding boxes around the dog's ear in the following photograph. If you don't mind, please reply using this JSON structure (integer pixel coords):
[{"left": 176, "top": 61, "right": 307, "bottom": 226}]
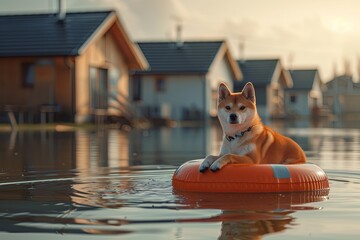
[
  {"left": 218, "top": 83, "right": 231, "bottom": 102},
  {"left": 242, "top": 82, "right": 256, "bottom": 104}
]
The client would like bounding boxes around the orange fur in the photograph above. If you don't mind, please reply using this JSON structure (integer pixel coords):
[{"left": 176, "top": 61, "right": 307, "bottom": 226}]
[{"left": 199, "top": 82, "right": 306, "bottom": 172}]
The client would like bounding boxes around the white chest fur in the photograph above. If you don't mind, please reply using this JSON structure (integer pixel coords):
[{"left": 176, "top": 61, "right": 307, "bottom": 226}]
[{"left": 220, "top": 135, "right": 256, "bottom": 156}]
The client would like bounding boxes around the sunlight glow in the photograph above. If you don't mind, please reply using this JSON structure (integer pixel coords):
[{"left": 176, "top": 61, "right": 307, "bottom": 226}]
[{"left": 326, "top": 17, "right": 353, "bottom": 33}]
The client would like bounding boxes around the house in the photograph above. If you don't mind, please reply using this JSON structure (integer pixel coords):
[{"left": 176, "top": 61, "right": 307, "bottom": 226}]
[
  {"left": 285, "top": 69, "right": 323, "bottom": 118},
  {"left": 235, "top": 59, "right": 293, "bottom": 119},
  {"left": 0, "top": 10, "right": 148, "bottom": 124},
  {"left": 130, "top": 40, "right": 242, "bottom": 122},
  {"left": 323, "top": 75, "right": 360, "bottom": 118}
]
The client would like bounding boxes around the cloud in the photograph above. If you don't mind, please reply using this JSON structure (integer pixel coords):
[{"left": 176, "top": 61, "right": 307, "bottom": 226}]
[
  {"left": 118, "top": 0, "right": 190, "bottom": 40},
  {"left": 67, "top": 0, "right": 189, "bottom": 40},
  {"left": 221, "top": 17, "right": 260, "bottom": 39}
]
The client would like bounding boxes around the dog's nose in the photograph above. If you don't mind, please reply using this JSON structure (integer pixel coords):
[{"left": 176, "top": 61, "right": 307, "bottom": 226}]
[{"left": 229, "top": 113, "right": 238, "bottom": 122}]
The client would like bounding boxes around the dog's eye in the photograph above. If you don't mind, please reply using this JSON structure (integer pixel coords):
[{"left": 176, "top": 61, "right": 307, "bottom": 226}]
[
  {"left": 240, "top": 106, "right": 246, "bottom": 111},
  {"left": 225, "top": 106, "right": 231, "bottom": 110}
]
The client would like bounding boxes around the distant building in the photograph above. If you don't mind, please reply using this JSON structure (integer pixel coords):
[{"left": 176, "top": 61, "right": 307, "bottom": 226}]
[
  {"left": 131, "top": 41, "right": 242, "bottom": 121},
  {"left": 285, "top": 69, "right": 323, "bottom": 118},
  {"left": 323, "top": 75, "right": 360, "bottom": 118},
  {"left": 0, "top": 10, "right": 148, "bottom": 123},
  {"left": 235, "top": 59, "right": 292, "bottom": 119}
]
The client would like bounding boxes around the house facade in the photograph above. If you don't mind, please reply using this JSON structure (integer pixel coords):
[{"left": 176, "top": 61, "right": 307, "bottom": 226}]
[
  {"left": 285, "top": 69, "right": 323, "bottom": 118},
  {"left": 323, "top": 75, "right": 360, "bottom": 118},
  {"left": 0, "top": 11, "right": 147, "bottom": 123},
  {"left": 235, "top": 59, "right": 293, "bottom": 119},
  {"left": 131, "top": 41, "right": 242, "bottom": 122}
]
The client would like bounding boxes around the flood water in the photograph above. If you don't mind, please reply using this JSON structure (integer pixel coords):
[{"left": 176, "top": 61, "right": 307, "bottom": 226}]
[{"left": 0, "top": 121, "right": 360, "bottom": 239}]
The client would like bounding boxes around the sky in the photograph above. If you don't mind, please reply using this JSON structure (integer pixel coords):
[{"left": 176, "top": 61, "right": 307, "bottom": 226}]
[{"left": 1, "top": 0, "right": 360, "bottom": 81}]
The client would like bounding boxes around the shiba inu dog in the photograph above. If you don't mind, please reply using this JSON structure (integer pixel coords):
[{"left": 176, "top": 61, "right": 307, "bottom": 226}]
[{"left": 199, "top": 82, "right": 306, "bottom": 172}]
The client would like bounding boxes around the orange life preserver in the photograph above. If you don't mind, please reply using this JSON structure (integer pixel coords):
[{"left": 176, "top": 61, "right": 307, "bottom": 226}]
[{"left": 172, "top": 159, "right": 329, "bottom": 193}]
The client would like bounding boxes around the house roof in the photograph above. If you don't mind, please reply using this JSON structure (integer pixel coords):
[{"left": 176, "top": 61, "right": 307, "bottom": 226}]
[
  {"left": 289, "top": 69, "right": 318, "bottom": 90},
  {"left": 237, "top": 59, "right": 279, "bottom": 85},
  {"left": 326, "top": 75, "right": 352, "bottom": 86},
  {"left": 134, "top": 41, "right": 242, "bottom": 80},
  {"left": 235, "top": 59, "right": 293, "bottom": 91},
  {"left": 353, "top": 82, "right": 360, "bottom": 89},
  {"left": 0, "top": 11, "right": 148, "bottom": 69}
]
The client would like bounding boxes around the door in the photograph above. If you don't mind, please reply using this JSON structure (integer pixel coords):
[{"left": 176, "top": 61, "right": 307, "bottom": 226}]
[{"left": 89, "top": 67, "right": 108, "bottom": 110}]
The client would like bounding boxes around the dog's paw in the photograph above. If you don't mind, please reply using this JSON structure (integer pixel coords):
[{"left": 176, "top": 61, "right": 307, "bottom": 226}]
[
  {"left": 199, "top": 155, "right": 221, "bottom": 173},
  {"left": 199, "top": 162, "right": 210, "bottom": 173},
  {"left": 210, "top": 161, "right": 222, "bottom": 172}
]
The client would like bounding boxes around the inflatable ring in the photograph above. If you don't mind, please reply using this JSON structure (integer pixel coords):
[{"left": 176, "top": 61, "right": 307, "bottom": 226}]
[{"left": 172, "top": 159, "right": 329, "bottom": 193}]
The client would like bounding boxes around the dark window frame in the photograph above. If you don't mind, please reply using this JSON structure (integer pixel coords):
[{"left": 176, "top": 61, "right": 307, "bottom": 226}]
[
  {"left": 22, "top": 62, "right": 36, "bottom": 88},
  {"left": 155, "top": 77, "right": 165, "bottom": 92}
]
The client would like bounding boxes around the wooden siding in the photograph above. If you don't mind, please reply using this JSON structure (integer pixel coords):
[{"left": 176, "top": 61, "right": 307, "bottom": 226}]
[
  {"left": 1, "top": 27, "right": 130, "bottom": 123},
  {"left": 0, "top": 56, "right": 72, "bottom": 109},
  {"left": 74, "top": 30, "right": 129, "bottom": 123}
]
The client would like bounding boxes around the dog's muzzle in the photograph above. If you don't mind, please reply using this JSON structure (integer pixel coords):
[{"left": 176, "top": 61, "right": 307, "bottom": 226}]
[{"left": 229, "top": 113, "right": 239, "bottom": 124}]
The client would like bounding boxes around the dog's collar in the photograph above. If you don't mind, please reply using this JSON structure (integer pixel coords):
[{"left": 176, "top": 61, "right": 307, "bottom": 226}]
[{"left": 225, "top": 126, "right": 253, "bottom": 142}]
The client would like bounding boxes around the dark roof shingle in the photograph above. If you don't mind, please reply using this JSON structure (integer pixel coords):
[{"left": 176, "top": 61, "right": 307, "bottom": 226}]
[
  {"left": 235, "top": 59, "right": 279, "bottom": 91},
  {"left": 289, "top": 69, "right": 318, "bottom": 90},
  {"left": 135, "top": 41, "right": 224, "bottom": 74},
  {"left": 0, "top": 11, "right": 112, "bottom": 57}
]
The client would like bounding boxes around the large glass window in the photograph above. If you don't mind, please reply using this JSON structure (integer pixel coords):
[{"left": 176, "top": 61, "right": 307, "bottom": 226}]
[{"left": 89, "top": 67, "right": 108, "bottom": 110}]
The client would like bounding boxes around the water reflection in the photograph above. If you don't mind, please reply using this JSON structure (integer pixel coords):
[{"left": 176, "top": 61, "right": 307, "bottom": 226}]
[
  {"left": 0, "top": 124, "right": 222, "bottom": 181},
  {"left": 1, "top": 122, "right": 360, "bottom": 238},
  {"left": 2, "top": 122, "right": 360, "bottom": 178},
  {"left": 174, "top": 190, "right": 329, "bottom": 239},
  {"left": 0, "top": 167, "right": 328, "bottom": 238},
  {"left": 129, "top": 125, "right": 220, "bottom": 165}
]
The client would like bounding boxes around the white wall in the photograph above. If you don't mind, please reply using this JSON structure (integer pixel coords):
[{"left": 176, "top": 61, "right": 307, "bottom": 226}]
[
  {"left": 207, "top": 51, "right": 234, "bottom": 91},
  {"left": 140, "top": 75, "right": 205, "bottom": 120},
  {"left": 285, "top": 91, "right": 310, "bottom": 116},
  {"left": 134, "top": 50, "right": 237, "bottom": 121},
  {"left": 207, "top": 53, "right": 235, "bottom": 117}
]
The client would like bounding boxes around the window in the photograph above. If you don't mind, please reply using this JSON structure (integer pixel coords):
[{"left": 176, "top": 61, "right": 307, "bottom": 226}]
[
  {"left": 155, "top": 78, "right": 165, "bottom": 92},
  {"left": 22, "top": 63, "right": 36, "bottom": 88},
  {"left": 132, "top": 76, "right": 142, "bottom": 101},
  {"left": 273, "top": 88, "right": 279, "bottom": 97},
  {"left": 89, "top": 67, "right": 108, "bottom": 109},
  {"left": 290, "top": 94, "right": 297, "bottom": 103}
]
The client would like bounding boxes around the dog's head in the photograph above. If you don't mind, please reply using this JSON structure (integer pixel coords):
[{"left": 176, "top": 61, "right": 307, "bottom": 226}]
[{"left": 217, "top": 82, "right": 257, "bottom": 136}]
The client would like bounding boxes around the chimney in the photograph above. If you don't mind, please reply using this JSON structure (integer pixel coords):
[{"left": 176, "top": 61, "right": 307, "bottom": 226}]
[
  {"left": 57, "top": 0, "right": 66, "bottom": 22},
  {"left": 176, "top": 24, "right": 184, "bottom": 48},
  {"left": 239, "top": 41, "right": 245, "bottom": 62}
]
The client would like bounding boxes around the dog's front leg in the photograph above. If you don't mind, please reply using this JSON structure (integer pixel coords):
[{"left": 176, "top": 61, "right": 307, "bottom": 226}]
[
  {"left": 209, "top": 154, "right": 231, "bottom": 172},
  {"left": 199, "top": 155, "right": 219, "bottom": 172},
  {"left": 210, "top": 154, "right": 254, "bottom": 171}
]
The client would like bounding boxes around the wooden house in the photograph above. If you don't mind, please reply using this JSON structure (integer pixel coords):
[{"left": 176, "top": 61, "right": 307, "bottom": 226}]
[
  {"left": 285, "top": 69, "right": 323, "bottom": 118},
  {"left": 130, "top": 41, "right": 242, "bottom": 122},
  {"left": 0, "top": 10, "right": 148, "bottom": 123},
  {"left": 235, "top": 59, "right": 293, "bottom": 119}
]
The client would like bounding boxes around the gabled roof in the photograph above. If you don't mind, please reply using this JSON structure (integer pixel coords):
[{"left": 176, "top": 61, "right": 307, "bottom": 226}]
[
  {"left": 237, "top": 59, "right": 279, "bottom": 86},
  {"left": 134, "top": 41, "right": 241, "bottom": 79},
  {"left": 235, "top": 58, "right": 293, "bottom": 93},
  {"left": 289, "top": 69, "right": 319, "bottom": 90},
  {"left": 326, "top": 75, "right": 352, "bottom": 86},
  {"left": 0, "top": 11, "right": 112, "bottom": 56},
  {"left": 352, "top": 80, "right": 360, "bottom": 88},
  {"left": 0, "top": 11, "right": 148, "bottom": 69}
]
